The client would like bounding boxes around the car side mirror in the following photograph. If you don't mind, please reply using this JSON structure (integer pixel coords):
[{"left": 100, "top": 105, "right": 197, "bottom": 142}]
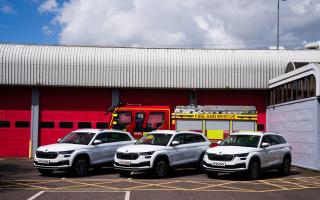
[
  {"left": 57, "top": 138, "right": 61, "bottom": 143},
  {"left": 93, "top": 140, "right": 102, "bottom": 145},
  {"left": 261, "top": 142, "right": 270, "bottom": 148},
  {"left": 171, "top": 141, "right": 180, "bottom": 146},
  {"left": 216, "top": 141, "right": 222, "bottom": 145}
]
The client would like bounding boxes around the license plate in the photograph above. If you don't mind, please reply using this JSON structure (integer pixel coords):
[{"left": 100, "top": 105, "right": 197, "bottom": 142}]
[
  {"left": 38, "top": 159, "right": 50, "bottom": 164},
  {"left": 119, "top": 160, "right": 131, "bottom": 165},
  {"left": 211, "top": 162, "right": 225, "bottom": 167}
]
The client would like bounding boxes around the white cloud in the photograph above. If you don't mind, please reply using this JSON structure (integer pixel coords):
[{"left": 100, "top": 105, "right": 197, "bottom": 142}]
[
  {"left": 38, "top": 0, "right": 58, "bottom": 14},
  {"left": 42, "top": 25, "right": 53, "bottom": 36},
  {"left": 1, "top": 4, "right": 16, "bottom": 14},
  {"left": 41, "top": 0, "right": 320, "bottom": 49}
]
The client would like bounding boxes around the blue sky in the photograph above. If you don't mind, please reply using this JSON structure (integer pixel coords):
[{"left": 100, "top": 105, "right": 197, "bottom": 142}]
[
  {"left": 0, "top": 0, "right": 58, "bottom": 44},
  {"left": 1, "top": 0, "right": 320, "bottom": 49}
]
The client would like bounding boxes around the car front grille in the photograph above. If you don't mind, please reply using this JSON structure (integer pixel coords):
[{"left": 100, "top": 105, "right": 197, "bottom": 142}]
[
  {"left": 116, "top": 153, "right": 139, "bottom": 160},
  {"left": 36, "top": 151, "right": 58, "bottom": 159},
  {"left": 207, "top": 154, "right": 234, "bottom": 161}
]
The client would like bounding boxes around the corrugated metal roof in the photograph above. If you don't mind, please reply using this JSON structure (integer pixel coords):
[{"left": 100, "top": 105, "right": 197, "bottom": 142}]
[{"left": 1, "top": 44, "right": 320, "bottom": 89}]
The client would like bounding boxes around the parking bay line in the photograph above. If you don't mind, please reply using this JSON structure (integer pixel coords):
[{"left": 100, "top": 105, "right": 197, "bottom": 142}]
[
  {"left": 2, "top": 180, "right": 49, "bottom": 190},
  {"left": 124, "top": 180, "right": 186, "bottom": 190},
  {"left": 53, "top": 179, "right": 120, "bottom": 190},
  {"left": 44, "top": 190, "right": 130, "bottom": 200},
  {"left": 26, "top": 191, "right": 45, "bottom": 200}
]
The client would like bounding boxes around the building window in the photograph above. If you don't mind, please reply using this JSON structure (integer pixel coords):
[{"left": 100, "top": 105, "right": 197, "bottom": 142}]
[
  {"left": 40, "top": 122, "right": 55, "bottom": 128},
  {"left": 15, "top": 121, "right": 30, "bottom": 128},
  {"left": 292, "top": 80, "right": 297, "bottom": 100},
  {"left": 96, "top": 122, "right": 108, "bottom": 129},
  {"left": 59, "top": 122, "right": 73, "bottom": 129},
  {"left": 310, "top": 75, "right": 316, "bottom": 97},
  {"left": 297, "top": 79, "right": 303, "bottom": 99},
  {"left": 78, "top": 122, "right": 91, "bottom": 128},
  {"left": 0, "top": 121, "right": 10, "bottom": 128}
]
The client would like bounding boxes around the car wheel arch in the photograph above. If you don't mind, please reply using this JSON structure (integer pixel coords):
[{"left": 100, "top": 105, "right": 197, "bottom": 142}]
[
  {"left": 73, "top": 153, "right": 91, "bottom": 166},
  {"left": 248, "top": 156, "right": 261, "bottom": 167},
  {"left": 153, "top": 154, "right": 170, "bottom": 167},
  {"left": 283, "top": 153, "right": 292, "bottom": 162}
]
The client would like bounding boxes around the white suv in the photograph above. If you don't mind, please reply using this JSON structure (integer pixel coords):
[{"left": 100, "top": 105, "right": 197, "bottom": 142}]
[
  {"left": 34, "top": 129, "right": 135, "bottom": 176},
  {"left": 203, "top": 132, "right": 292, "bottom": 179},
  {"left": 114, "top": 130, "right": 211, "bottom": 178}
]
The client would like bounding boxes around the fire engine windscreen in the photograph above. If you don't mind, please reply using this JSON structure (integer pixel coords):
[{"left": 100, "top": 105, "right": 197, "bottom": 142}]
[{"left": 136, "top": 133, "right": 172, "bottom": 146}]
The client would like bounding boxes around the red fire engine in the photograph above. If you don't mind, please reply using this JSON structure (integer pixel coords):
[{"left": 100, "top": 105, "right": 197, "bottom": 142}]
[{"left": 108, "top": 104, "right": 259, "bottom": 142}]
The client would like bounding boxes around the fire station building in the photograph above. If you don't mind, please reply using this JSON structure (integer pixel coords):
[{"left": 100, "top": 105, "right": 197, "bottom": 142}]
[{"left": 1, "top": 44, "right": 320, "bottom": 158}]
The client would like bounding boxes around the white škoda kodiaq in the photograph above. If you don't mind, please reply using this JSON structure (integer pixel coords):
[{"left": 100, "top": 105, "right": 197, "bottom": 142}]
[
  {"left": 34, "top": 129, "right": 135, "bottom": 176},
  {"left": 114, "top": 130, "right": 211, "bottom": 178},
  {"left": 203, "top": 132, "right": 292, "bottom": 179}
]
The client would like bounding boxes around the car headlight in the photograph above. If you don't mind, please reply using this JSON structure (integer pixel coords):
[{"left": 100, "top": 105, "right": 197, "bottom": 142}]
[
  {"left": 204, "top": 152, "right": 209, "bottom": 156},
  {"left": 139, "top": 151, "right": 155, "bottom": 156},
  {"left": 235, "top": 153, "right": 249, "bottom": 157},
  {"left": 58, "top": 150, "right": 75, "bottom": 155}
]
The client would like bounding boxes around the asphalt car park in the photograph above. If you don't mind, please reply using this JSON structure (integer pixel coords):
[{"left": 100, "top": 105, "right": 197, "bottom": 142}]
[{"left": 1, "top": 159, "right": 320, "bottom": 200}]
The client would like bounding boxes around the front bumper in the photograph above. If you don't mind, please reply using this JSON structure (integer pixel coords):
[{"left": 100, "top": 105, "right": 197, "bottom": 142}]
[
  {"left": 202, "top": 155, "right": 247, "bottom": 173},
  {"left": 203, "top": 162, "right": 246, "bottom": 172},
  {"left": 34, "top": 160, "right": 70, "bottom": 170},
  {"left": 34, "top": 154, "right": 73, "bottom": 170},
  {"left": 114, "top": 161, "right": 151, "bottom": 171},
  {"left": 114, "top": 154, "right": 153, "bottom": 171}
]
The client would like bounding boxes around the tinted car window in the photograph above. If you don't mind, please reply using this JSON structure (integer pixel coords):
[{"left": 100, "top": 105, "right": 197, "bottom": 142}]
[
  {"left": 270, "top": 135, "right": 283, "bottom": 145},
  {"left": 172, "top": 134, "right": 184, "bottom": 144},
  {"left": 194, "top": 134, "right": 206, "bottom": 142},
  {"left": 60, "top": 132, "right": 95, "bottom": 145},
  {"left": 108, "top": 132, "right": 131, "bottom": 142},
  {"left": 95, "top": 133, "right": 109, "bottom": 143},
  {"left": 221, "top": 135, "right": 260, "bottom": 148},
  {"left": 137, "top": 133, "right": 172, "bottom": 146},
  {"left": 277, "top": 135, "right": 286, "bottom": 144},
  {"left": 261, "top": 135, "right": 280, "bottom": 146}
]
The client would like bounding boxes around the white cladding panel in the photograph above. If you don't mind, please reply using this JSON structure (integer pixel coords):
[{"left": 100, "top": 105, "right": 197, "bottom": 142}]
[
  {"left": 267, "top": 98, "right": 320, "bottom": 170},
  {"left": 2, "top": 44, "right": 320, "bottom": 88}
]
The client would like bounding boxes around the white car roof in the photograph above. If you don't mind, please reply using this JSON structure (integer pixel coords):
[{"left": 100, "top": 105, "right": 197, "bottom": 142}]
[
  {"left": 230, "top": 131, "right": 280, "bottom": 136},
  {"left": 149, "top": 130, "right": 204, "bottom": 135},
  {"left": 72, "top": 129, "right": 128, "bottom": 134}
]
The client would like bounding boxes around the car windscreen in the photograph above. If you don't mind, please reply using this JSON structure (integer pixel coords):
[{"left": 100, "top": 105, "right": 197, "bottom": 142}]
[
  {"left": 220, "top": 135, "right": 261, "bottom": 148},
  {"left": 59, "top": 132, "right": 96, "bottom": 145},
  {"left": 136, "top": 133, "right": 172, "bottom": 146}
]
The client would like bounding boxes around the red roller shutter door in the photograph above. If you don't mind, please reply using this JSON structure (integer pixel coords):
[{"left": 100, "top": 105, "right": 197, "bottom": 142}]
[
  {"left": 0, "top": 87, "right": 31, "bottom": 157},
  {"left": 39, "top": 88, "right": 112, "bottom": 146}
]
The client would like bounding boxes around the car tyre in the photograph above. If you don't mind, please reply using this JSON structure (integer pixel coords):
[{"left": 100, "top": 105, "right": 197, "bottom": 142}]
[
  {"left": 152, "top": 158, "right": 168, "bottom": 178},
  {"left": 279, "top": 156, "right": 291, "bottom": 175},
  {"left": 72, "top": 157, "right": 89, "bottom": 177},
  {"left": 206, "top": 171, "right": 218, "bottom": 178},
  {"left": 38, "top": 169, "right": 53, "bottom": 176},
  {"left": 197, "top": 153, "right": 205, "bottom": 172},
  {"left": 247, "top": 160, "right": 260, "bottom": 180},
  {"left": 119, "top": 170, "right": 131, "bottom": 177}
]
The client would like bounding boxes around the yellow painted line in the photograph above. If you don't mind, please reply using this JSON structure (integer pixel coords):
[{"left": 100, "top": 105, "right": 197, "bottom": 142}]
[
  {"left": 3, "top": 181, "right": 49, "bottom": 190},
  {"left": 57, "top": 180, "right": 119, "bottom": 190},
  {"left": 276, "top": 179, "right": 309, "bottom": 189},
  {"left": 125, "top": 180, "right": 184, "bottom": 190},
  {"left": 259, "top": 180, "right": 288, "bottom": 190},
  {"left": 190, "top": 181, "right": 238, "bottom": 191},
  {"left": 291, "top": 178, "right": 320, "bottom": 186}
]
